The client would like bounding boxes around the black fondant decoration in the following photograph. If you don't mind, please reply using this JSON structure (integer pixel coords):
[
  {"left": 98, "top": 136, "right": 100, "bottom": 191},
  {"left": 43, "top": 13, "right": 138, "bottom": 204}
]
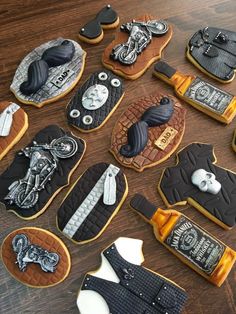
[
  {"left": 20, "top": 40, "right": 75, "bottom": 95},
  {"left": 120, "top": 97, "right": 174, "bottom": 158},
  {"left": 81, "top": 243, "right": 187, "bottom": 314},
  {"left": 188, "top": 27, "right": 236, "bottom": 82}
]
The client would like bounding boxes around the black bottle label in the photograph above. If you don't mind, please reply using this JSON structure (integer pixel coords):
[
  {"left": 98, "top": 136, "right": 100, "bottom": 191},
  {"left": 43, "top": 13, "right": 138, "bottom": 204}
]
[
  {"left": 184, "top": 77, "right": 233, "bottom": 114},
  {"left": 165, "top": 216, "right": 225, "bottom": 275}
]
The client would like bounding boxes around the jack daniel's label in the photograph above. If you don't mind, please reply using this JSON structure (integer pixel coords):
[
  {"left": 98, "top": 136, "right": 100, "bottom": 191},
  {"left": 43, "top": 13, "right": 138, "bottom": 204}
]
[
  {"left": 165, "top": 216, "right": 225, "bottom": 275},
  {"left": 184, "top": 77, "right": 233, "bottom": 114}
]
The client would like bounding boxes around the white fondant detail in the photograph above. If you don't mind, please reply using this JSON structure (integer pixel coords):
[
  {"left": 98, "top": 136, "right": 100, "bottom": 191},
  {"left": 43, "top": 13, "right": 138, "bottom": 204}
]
[
  {"left": 70, "top": 109, "right": 80, "bottom": 118},
  {"left": 114, "top": 237, "right": 144, "bottom": 265},
  {"left": 77, "top": 290, "right": 110, "bottom": 314},
  {"left": 103, "top": 169, "right": 117, "bottom": 205},
  {"left": 82, "top": 84, "right": 109, "bottom": 110},
  {"left": 191, "top": 168, "right": 221, "bottom": 195},
  {"left": 62, "top": 164, "right": 120, "bottom": 238},
  {"left": 98, "top": 72, "right": 108, "bottom": 81},
  {"left": 0, "top": 103, "right": 20, "bottom": 137},
  {"left": 82, "top": 115, "right": 93, "bottom": 125}
]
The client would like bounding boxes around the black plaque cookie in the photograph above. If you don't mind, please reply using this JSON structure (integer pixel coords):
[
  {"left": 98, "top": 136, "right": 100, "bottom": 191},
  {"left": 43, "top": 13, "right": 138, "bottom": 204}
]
[
  {"left": 57, "top": 162, "right": 128, "bottom": 243},
  {"left": 158, "top": 143, "right": 236, "bottom": 229},
  {"left": 67, "top": 70, "right": 124, "bottom": 132},
  {"left": 0, "top": 125, "right": 86, "bottom": 220}
]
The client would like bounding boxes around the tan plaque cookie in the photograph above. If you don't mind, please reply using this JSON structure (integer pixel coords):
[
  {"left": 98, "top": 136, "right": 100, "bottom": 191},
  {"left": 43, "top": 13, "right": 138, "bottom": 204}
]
[
  {"left": 110, "top": 94, "right": 186, "bottom": 172},
  {"left": 1, "top": 227, "right": 71, "bottom": 288},
  {"left": 0, "top": 101, "right": 28, "bottom": 160},
  {"left": 102, "top": 15, "right": 173, "bottom": 80}
]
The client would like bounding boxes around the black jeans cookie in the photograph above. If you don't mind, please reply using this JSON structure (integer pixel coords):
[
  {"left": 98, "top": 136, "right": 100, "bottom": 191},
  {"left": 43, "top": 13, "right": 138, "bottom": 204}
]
[{"left": 0, "top": 125, "right": 86, "bottom": 220}]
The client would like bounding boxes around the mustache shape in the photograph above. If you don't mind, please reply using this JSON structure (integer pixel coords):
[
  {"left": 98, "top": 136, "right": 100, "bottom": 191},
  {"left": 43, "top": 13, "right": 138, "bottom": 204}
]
[
  {"left": 120, "top": 97, "right": 174, "bottom": 158},
  {"left": 20, "top": 40, "right": 75, "bottom": 95}
]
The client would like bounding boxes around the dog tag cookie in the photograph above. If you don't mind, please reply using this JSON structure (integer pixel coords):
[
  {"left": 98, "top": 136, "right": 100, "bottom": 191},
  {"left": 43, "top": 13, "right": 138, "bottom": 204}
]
[
  {"left": 158, "top": 143, "right": 236, "bottom": 229},
  {"left": 1, "top": 227, "right": 71, "bottom": 288},
  {"left": 67, "top": 70, "right": 124, "bottom": 132},
  {"left": 102, "top": 15, "right": 172, "bottom": 79},
  {"left": 57, "top": 163, "right": 128, "bottom": 244},
  {"left": 0, "top": 125, "right": 86, "bottom": 220},
  {"left": 0, "top": 101, "right": 28, "bottom": 160},
  {"left": 10, "top": 38, "right": 86, "bottom": 108},
  {"left": 110, "top": 93, "right": 186, "bottom": 172}
]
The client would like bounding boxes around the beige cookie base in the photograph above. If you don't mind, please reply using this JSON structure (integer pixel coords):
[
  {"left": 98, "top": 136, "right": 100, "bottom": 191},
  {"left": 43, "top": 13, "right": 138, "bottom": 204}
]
[
  {"left": 10, "top": 52, "right": 87, "bottom": 108},
  {"left": 1, "top": 227, "right": 71, "bottom": 288},
  {"left": 232, "top": 129, "right": 236, "bottom": 152},
  {"left": 57, "top": 169, "right": 128, "bottom": 244},
  {"left": 78, "top": 17, "right": 120, "bottom": 44},
  {"left": 153, "top": 70, "right": 236, "bottom": 124},
  {"left": 68, "top": 92, "right": 125, "bottom": 133},
  {"left": 7, "top": 134, "right": 86, "bottom": 220},
  {"left": 157, "top": 142, "right": 236, "bottom": 230},
  {"left": 186, "top": 47, "right": 235, "bottom": 84}
]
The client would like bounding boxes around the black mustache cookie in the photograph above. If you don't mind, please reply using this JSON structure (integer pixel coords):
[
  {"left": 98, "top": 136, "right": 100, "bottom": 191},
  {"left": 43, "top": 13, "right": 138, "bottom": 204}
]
[
  {"left": 187, "top": 27, "right": 236, "bottom": 83},
  {"left": 67, "top": 70, "right": 124, "bottom": 132},
  {"left": 0, "top": 125, "right": 86, "bottom": 220},
  {"left": 57, "top": 162, "right": 128, "bottom": 244},
  {"left": 78, "top": 5, "right": 119, "bottom": 44},
  {"left": 10, "top": 38, "right": 86, "bottom": 108}
]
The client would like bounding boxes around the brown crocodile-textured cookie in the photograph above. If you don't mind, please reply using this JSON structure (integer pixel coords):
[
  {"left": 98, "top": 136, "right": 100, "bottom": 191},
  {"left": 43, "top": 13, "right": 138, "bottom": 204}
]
[
  {"left": 110, "top": 94, "right": 186, "bottom": 172},
  {"left": 102, "top": 15, "right": 173, "bottom": 80},
  {"left": 1, "top": 227, "right": 71, "bottom": 288},
  {"left": 0, "top": 101, "right": 28, "bottom": 160}
]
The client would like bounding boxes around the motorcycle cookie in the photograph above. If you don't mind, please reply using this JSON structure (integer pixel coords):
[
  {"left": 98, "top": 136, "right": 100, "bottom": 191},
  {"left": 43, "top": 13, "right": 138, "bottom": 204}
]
[
  {"left": 67, "top": 70, "right": 124, "bottom": 132},
  {"left": 77, "top": 237, "right": 187, "bottom": 314},
  {"left": 79, "top": 5, "right": 119, "bottom": 44},
  {"left": 0, "top": 125, "right": 86, "bottom": 220},
  {"left": 57, "top": 163, "right": 128, "bottom": 244},
  {"left": 110, "top": 94, "right": 186, "bottom": 172},
  {"left": 1, "top": 227, "right": 71, "bottom": 288},
  {"left": 10, "top": 38, "right": 86, "bottom": 108},
  {"left": 0, "top": 101, "right": 28, "bottom": 160},
  {"left": 102, "top": 15, "right": 172, "bottom": 80},
  {"left": 158, "top": 143, "right": 236, "bottom": 230},
  {"left": 187, "top": 27, "right": 236, "bottom": 83}
]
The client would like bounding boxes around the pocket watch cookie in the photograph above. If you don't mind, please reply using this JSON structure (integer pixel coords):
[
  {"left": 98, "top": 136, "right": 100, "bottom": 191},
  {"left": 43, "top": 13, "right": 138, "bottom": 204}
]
[
  {"left": 1, "top": 227, "right": 71, "bottom": 288},
  {"left": 10, "top": 38, "right": 86, "bottom": 108},
  {"left": 0, "top": 125, "right": 86, "bottom": 220},
  {"left": 102, "top": 15, "right": 172, "bottom": 80},
  {"left": 158, "top": 143, "right": 236, "bottom": 229},
  {"left": 77, "top": 237, "right": 187, "bottom": 314},
  {"left": 0, "top": 101, "right": 28, "bottom": 160},
  {"left": 187, "top": 27, "right": 236, "bottom": 83},
  {"left": 79, "top": 5, "right": 119, "bottom": 44},
  {"left": 67, "top": 70, "right": 124, "bottom": 132},
  {"left": 110, "top": 94, "right": 186, "bottom": 172},
  {"left": 57, "top": 163, "right": 128, "bottom": 244},
  {"left": 232, "top": 129, "right": 236, "bottom": 153}
]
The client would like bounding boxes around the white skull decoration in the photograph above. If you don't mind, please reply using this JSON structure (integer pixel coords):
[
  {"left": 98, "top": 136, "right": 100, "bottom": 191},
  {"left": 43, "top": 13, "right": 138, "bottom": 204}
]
[{"left": 191, "top": 169, "right": 221, "bottom": 195}]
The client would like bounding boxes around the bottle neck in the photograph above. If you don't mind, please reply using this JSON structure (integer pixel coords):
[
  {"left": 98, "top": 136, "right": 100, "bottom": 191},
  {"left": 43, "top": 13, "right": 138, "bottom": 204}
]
[{"left": 169, "top": 71, "right": 191, "bottom": 89}]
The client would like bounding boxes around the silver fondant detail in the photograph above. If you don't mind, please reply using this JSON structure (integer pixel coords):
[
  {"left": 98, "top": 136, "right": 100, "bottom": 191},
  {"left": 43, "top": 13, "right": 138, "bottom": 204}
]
[
  {"left": 70, "top": 109, "right": 80, "bottom": 118},
  {"left": 98, "top": 72, "right": 108, "bottom": 81},
  {"left": 191, "top": 169, "right": 221, "bottom": 195},
  {"left": 0, "top": 103, "right": 20, "bottom": 137},
  {"left": 103, "top": 169, "right": 117, "bottom": 205},
  {"left": 62, "top": 164, "right": 120, "bottom": 238},
  {"left": 111, "top": 78, "right": 121, "bottom": 87},
  {"left": 82, "top": 84, "right": 109, "bottom": 110},
  {"left": 82, "top": 115, "right": 93, "bottom": 125}
]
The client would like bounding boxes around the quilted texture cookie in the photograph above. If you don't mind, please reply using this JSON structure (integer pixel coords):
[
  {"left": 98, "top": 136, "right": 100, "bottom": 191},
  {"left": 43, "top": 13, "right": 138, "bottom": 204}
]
[
  {"left": 110, "top": 93, "right": 186, "bottom": 172},
  {"left": 0, "top": 101, "right": 28, "bottom": 160},
  {"left": 67, "top": 70, "right": 124, "bottom": 132},
  {"left": 10, "top": 38, "right": 86, "bottom": 108},
  {"left": 0, "top": 125, "right": 86, "bottom": 220},
  {"left": 57, "top": 162, "right": 128, "bottom": 244},
  {"left": 1, "top": 227, "right": 71, "bottom": 288},
  {"left": 102, "top": 15, "right": 173, "bottom": 79}
]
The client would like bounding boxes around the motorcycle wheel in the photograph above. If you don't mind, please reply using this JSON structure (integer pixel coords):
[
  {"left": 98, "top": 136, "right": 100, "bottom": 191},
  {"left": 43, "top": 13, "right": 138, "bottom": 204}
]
[
  {"left": 41, "top": 252, "right": 60, "bottom": 272},
  {"left": 12, "top": 234, "right": 29, "bottom": 253},
  {"left": 51, "top": 136, "right": 78, "bottom": 159},
  {"left": 118, "top": 46, "right": 137, "bottom": 65},
  {"left": 15, "top": 184, "right": 39, "bottom": 209},
  {"left": 146, "top": 20, "right": 169, "bottom": 35}
]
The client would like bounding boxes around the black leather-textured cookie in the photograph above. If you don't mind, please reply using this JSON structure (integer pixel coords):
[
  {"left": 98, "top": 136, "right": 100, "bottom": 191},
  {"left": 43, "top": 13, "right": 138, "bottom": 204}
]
[
  {"left": 67, "top": 70, "right": 124, "bottom": 132},
  {"left": 0, "top": 125, "right": 86, "bottom": 219},
  {"left": 57, "top": 162, "right": 128, "bottom": 243},
  {"left": 187, "top": 27, "right": 236, "bottom": 82}
]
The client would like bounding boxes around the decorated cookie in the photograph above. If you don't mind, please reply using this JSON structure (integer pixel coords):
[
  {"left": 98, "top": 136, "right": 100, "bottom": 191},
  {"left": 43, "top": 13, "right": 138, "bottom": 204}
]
[
  {"left": 10, "top": 38, "right": 86, "bottom": 108},
  {"left": 158, "top": 143, "right": 236, "bottom": 229},
  {"left": 77, "top": 237, "right": 187, "bottom": 314},
  {"left": 0, "top": 125, "right": 86, "bottom": 220},
  {"left": 67, "top": 70, "right": 124, "bottom": 132},
  {"left": 187, "top": 27, "right": 236, "bottom": 83},
  {"left": 102, "top": 15, "right": 172, "bottom": 80},
  {"left": 79, "top": 5, "right": 119, "bottom": 44},
  {"left": 232, "top": 129, "right": 236, "bottom": 153},
  {"left": 0, "top": 101, "right": 28, "bottom": 160},
  {"left": 110, "top": 94, "right": 186, "bottom": 172},
  {"left": 1, "top": 227, "right": 71, "bottom": 288},
  {"left": 57, "top": 163, "right": 128, "bottom": 243}
]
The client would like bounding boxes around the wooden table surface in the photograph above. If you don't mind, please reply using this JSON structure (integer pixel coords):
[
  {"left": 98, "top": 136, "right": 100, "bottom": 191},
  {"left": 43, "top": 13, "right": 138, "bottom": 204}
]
[{"left": 0, "top": 0, "right": 236, "bottom": 313}]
